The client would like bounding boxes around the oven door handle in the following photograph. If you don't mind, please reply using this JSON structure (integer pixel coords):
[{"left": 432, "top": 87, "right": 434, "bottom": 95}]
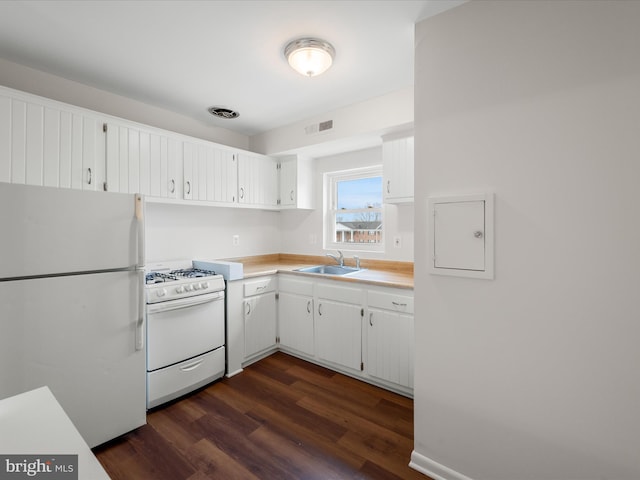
[{"left": 147, "top": 291, "right": 224, "bottom": 314}]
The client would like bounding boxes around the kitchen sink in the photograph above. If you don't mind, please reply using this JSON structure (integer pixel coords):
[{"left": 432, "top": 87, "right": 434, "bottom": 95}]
[{"left": 295, "top": 265, "right": 364, "bottom": 276}]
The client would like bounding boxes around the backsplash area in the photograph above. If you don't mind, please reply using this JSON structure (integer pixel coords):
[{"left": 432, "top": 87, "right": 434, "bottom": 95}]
[{"left": 145, "top": 203, "right": 282, "bottom": 263}]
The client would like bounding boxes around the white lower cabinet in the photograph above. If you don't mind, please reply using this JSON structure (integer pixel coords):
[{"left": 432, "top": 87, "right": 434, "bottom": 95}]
[
  {"left": 365, "top": 288, "right": 414, "bottom": 392},
  {"left": 315, "top": 281, "right": 364, "bottom": 372},
  {"left": 231, "top": 274, "right": 414, "bottom": 397},
  {"left": 278, "top": 276, "right": 315, "bottom": 356},
  {"left": 242, "top": 276, "right": 277, "bottom": 362},
  {"left": 277, "top": 275, "right": 414, "bottom": 396},
  {"left": 225, "top": 275, "right": 278, "bottom": 376}
]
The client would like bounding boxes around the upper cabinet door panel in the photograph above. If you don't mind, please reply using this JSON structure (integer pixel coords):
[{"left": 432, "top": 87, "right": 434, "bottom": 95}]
[
  {"left": 277, "top": 155, "right": 314, "bottom": 210},
  {"left": 0, "top": 90, "right": 101, "bottom": 191},
  {"left": 182, "top": 140, "right": 237, "bottom": 204},
  {"left": 0, "top": 95, "right": 10, "bottom": 183},
  {"left": 238, "top": 153, "right": 278, "bottom": 207},
  {"left": 106, "top": 122, "right": 179, "bottom": 197},
  {"left": 25, "top": 102, "right": 44, "bottom": 186},
  {"left": 383, "top": 135, "right": 414, "bottom": 204}
]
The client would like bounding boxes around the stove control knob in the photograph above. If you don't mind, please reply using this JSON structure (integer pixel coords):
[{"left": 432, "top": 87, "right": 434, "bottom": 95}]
[
  {"left": 201, "top": 282, "right": 209, "bottom": 290},
  {"left": 185, "top": 284, "right": 193, "bottom": 291},
  {"left": 156, "top": 289, "right": 166, "bottom": 298},
  {"left": 175, "top": 285, "right": 184, "bottom": 294},
  {"left": 193, "top": 283, "right": 201, "bottom": 290}
]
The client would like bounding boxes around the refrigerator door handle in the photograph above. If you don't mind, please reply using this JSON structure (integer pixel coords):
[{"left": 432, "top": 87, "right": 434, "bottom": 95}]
[
  {"left": 136, "top": 269, "right": 145, "bottom": 351},
  {"left": 135, "top": 194, "right": 145, "bottom": 268}
]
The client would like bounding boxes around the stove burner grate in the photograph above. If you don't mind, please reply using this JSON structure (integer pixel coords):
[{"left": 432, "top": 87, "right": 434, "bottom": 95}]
[
  {"left": 169, "top": 268, "right": 217, "bottom": 278},
  {"left": 145, "top": 272, "right": 178, "bottom": 284}
]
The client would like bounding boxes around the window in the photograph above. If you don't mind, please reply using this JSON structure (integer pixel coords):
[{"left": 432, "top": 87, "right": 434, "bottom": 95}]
[{"left": 324, "top": 166, "right": 383, "bottom": 252}]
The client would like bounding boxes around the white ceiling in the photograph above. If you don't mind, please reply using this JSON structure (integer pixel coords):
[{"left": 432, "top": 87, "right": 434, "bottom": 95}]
[{"left": 0, "top": 1, "right": 462, "bottom": 138}]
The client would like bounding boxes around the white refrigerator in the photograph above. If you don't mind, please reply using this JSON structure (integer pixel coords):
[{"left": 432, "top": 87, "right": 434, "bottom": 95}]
[{"left": 0, "top": 182, "right": 146, "bottom": 448}]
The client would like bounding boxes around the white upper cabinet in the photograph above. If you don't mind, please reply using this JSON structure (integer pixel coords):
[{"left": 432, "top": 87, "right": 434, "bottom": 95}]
[
  {"left": 105, "top": 122, "right": 179, "bottom": 198},
  {"left": 183, "top": 140, "right": 237, "bottom": 203},
  {"left": 382, "top": 133, "right": 414, "bottom": 204},
  {"left": 237, "top": 153, "right": 278, "bottom": 208},
  {"left": 0, "top": 87, "right": 102, "bottom": 191},
  {"left": 1, "top": 86, "right": 314, "bottom": 211},
  {"left": 277, "top": 155, "right": 314, "bottom": 210}
]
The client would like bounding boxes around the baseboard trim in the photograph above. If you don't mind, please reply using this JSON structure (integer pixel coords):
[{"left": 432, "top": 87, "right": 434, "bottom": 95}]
[
  {"left": 409, "top": 451, "right": 474, "bottom": 480},
  {"left": 225, "top": 368, "right": 243, "bottom": 378}
]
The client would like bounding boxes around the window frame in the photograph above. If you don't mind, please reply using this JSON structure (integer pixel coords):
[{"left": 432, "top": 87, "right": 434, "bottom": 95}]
[{"left": 323, "top": 165, "right": 384, "bottom": 253}]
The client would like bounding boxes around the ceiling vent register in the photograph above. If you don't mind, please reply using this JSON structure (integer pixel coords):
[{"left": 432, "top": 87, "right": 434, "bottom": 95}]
[{"left": 208, "top": 106, "right": 240, "bottom": 119}]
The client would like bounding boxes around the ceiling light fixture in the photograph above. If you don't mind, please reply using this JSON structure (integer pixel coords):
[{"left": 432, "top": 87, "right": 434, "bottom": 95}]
[{"left": 284, "top": 38, "right": 335, "bottom": 77}]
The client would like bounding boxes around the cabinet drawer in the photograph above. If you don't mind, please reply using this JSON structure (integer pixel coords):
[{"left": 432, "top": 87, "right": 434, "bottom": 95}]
[
  {"left": 147, "top": 347, "right": 225, "bottom": 409},
  {"left": 279, "top": 275, "right": 313, "bottom": 296},
  {"left": 244, "top": 276, "right": 276, "bottom": 297},
  {"left": 367, "top": 291, "right": 414, "bottom": 314},
  {"left": 316, "top": 282, "right": 362, "bottom": 304}
]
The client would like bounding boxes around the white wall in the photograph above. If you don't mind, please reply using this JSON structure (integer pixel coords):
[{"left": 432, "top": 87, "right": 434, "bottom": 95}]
[
  {"left": 250, "top": 87, "right": 414, "bottom": 156},
  {"left": 412, "top": 1, "right": 640, "bottom": 480},
  {"left": 145, "top": 203, "right": 281, "bottom": 263},
  {"left": 280, "top": 147, "right": 414, "bottom": 262},
  {"left": 0, "top": 57, "right": 249, "bottom": 150},
  {"left": 148, "top": 146, "right": 415, "bottom": 264}
]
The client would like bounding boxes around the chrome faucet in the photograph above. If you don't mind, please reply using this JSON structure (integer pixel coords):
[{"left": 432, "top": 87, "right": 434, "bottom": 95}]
[
  {"left": 326, "top": 250, "right": 344, "bottom": 266},
  {"left": 353, "top": 255, "right": 360, "bottom": 269}
]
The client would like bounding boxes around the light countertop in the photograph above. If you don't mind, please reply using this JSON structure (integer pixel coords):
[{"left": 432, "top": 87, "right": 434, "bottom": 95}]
[{"left": 226, "top": 254, "right": 414, "bottom": 289}]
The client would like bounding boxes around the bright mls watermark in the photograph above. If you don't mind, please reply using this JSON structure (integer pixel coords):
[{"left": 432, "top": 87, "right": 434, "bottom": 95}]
[{"left": 0, "top": 455, "right": 77, "bottom": 479}]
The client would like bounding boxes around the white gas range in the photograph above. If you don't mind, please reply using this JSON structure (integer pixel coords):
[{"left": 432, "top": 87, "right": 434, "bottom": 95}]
[
  {"left": 144, "top": 262, "right": 226, "bottom": 409},
  {"left": 145, "top": 266, "right": 225, "bottom": 303}
]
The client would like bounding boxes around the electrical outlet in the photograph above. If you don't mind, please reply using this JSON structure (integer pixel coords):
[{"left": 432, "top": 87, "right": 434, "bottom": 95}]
[
  {"left": 232, "top": 235, "right": 240, "bottom": 246},
  {"left": 393, "top": 236, "right": 402, "bottom": 248}
]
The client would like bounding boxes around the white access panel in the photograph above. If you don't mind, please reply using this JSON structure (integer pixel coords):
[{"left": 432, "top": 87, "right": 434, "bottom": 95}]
[{"left": 428, "top": 193, "right": 494, "bottom": 279}]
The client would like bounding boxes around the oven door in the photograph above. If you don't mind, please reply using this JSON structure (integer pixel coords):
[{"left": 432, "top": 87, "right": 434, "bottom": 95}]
[{"left": 146, "top": 290, "right": 225, "bottom": 372}]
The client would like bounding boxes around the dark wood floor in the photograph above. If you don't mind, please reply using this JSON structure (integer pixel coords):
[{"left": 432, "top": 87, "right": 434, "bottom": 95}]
[{"left": 93, "top": 352, "right": 429, "bottom": 479}]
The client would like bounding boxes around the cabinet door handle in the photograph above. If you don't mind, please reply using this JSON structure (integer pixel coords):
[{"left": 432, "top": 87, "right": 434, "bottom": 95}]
[
  {"left": 169, "top": 179, "right": 175, "bottom": 193},
  {"left": 307, "top": 300, "right": 312, "bottom": 314},
  {"left": 290, "top": 189, "right": 294, "bottom": 201},
  {"left": 239, "top": 187, "right": 244, "bottom": 199},
  {"left": 318, "top": 303, "right": 322, "bottom": 316},
  {"left": 392, "top": 301, "right": 407, "bottom": 308},
  {"left": 245, "top": 301, "right": 251, "bottom": 316},
  {"left": 369, "top": 312, "right": 374, "bottom": 326},
  {"left": 185, "top": 181, "right": 191, "bottom": 195},
  {"left": 387, "top": 179, "right": 390, "bottom": 194},
  {"left": 87, "top": 167, "right": 92, "bottom": 185}
]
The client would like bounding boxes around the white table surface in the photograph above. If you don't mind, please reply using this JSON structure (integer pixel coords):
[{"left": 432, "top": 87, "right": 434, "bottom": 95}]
[{"left": 0, "top": 386, "right": 110, "bottom": 479}]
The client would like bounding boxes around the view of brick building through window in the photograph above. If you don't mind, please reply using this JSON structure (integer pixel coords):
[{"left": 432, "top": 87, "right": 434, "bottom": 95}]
[{"left": 334, "top": 174, "right": 382, "bottom": 244}]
